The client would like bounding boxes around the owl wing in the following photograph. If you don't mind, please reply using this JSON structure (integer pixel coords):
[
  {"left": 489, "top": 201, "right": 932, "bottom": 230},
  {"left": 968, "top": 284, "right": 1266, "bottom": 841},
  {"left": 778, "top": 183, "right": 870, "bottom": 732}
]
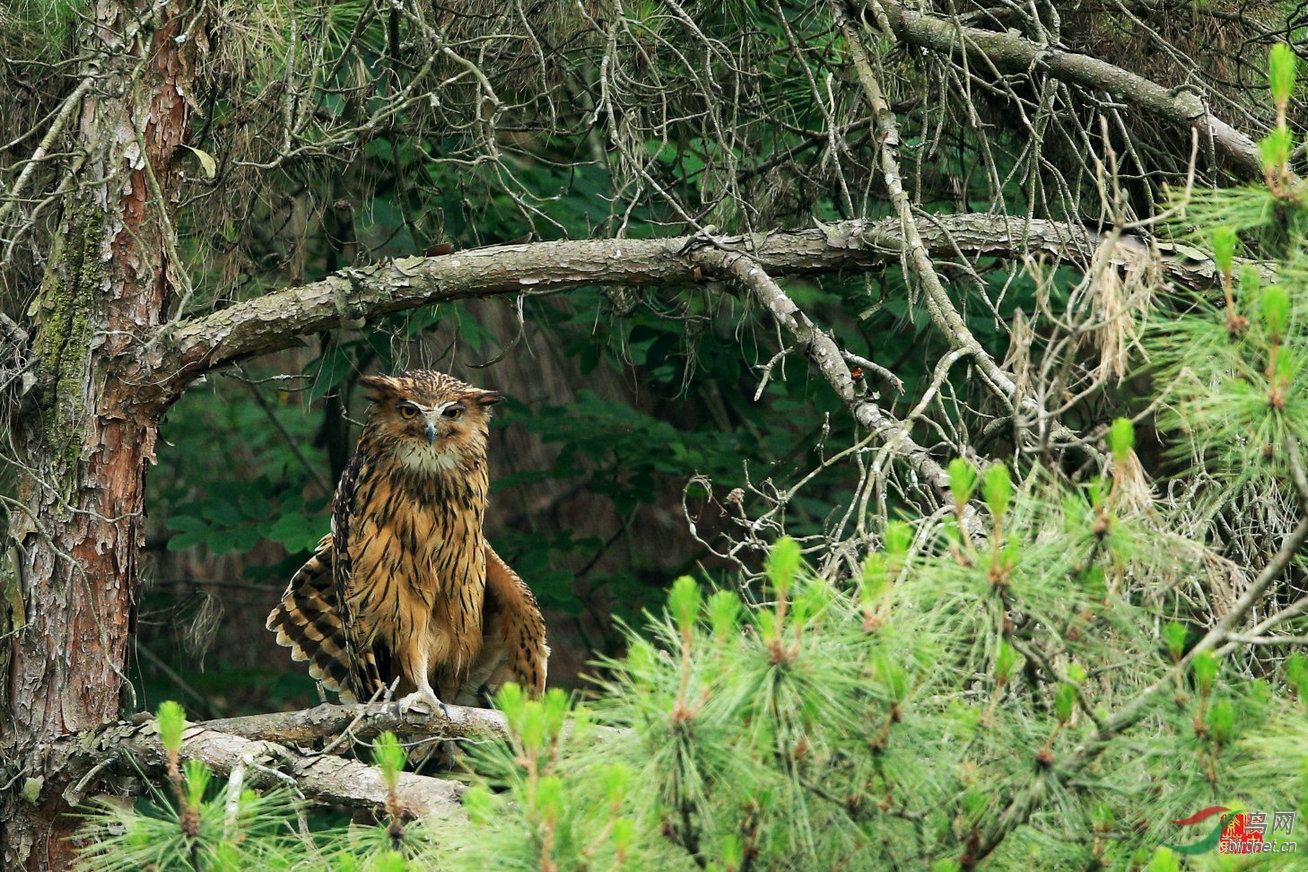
[
  {"left": 331, "top": 450, "right": 387, "bottom": 702},
  {"left": 456, "top": 541, "right": 550, "bottom": 704},
  {"left": 265, "top": 533, "right": 360, "bottom": 700}
]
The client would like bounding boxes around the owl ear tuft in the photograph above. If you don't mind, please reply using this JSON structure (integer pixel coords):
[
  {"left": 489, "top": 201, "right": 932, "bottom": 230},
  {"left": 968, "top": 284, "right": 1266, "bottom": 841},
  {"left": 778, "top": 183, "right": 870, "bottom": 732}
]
[
  {"left": 359, "top": 375, "right": 401, "bottom": 402},
  {"left": 473, "top": 389, "right": 504, "bottom": 408}
]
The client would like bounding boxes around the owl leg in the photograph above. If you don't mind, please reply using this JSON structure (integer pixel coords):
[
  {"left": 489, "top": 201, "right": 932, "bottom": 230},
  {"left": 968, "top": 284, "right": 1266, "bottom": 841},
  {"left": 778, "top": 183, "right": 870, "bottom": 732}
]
[
  {"left": 394, "top": 650, "right": 448, "bottom": 718},
  {"left": 396, "top": 684, "right": 447, "bottom": 718}
]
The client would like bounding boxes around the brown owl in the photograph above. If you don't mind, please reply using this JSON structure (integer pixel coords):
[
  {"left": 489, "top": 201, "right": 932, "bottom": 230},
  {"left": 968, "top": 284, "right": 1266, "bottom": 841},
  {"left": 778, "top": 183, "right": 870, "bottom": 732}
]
[{"left": 266, "top": 370, "right": 549, "bottom": 712}]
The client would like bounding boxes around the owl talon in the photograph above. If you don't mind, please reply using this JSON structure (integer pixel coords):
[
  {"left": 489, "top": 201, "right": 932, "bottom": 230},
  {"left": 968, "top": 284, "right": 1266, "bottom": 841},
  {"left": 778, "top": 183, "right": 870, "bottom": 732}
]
[{"left": 396, "top": 690, "right": 448, "bottom": 720}]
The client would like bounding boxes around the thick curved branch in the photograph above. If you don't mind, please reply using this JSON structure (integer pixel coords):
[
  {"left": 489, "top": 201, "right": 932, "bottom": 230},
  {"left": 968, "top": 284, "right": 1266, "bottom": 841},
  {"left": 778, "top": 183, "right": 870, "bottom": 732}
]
[
  {"left": 149, "top": 215, "right": 1230, "bottom": 405},
  {"left": 862, "top": 0, "right": 1264, "bottom": 179}
]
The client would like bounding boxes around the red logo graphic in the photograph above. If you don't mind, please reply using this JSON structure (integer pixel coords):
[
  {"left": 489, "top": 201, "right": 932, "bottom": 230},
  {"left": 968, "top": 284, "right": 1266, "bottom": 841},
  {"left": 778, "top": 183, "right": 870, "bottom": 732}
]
[
  {"left": 1220, "top": 814, "right": 1262, "bottom": 853},
  {"left": 1165, "top": 806, "right": 1299, "bottom": 856}
]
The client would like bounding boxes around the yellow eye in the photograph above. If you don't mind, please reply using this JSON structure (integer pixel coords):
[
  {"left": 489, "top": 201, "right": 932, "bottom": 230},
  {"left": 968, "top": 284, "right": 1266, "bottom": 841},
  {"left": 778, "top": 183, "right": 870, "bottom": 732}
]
[
  {"left": 442, "top": 406, "right": 464, "bottom": 420},
  {"left": 398, "top": 404, "right": 418, "bottom": 420}
]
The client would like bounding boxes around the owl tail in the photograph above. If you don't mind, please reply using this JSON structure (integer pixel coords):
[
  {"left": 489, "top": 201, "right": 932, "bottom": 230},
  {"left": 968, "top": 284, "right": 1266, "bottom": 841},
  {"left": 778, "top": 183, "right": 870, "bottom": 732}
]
[{"left": 265, "top": 534, "right": 360, "bottom": 703}]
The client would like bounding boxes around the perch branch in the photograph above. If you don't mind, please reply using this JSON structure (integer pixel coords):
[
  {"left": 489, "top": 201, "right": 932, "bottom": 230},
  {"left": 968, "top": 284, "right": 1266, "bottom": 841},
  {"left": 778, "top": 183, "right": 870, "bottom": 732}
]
[
  {"left": 56, "top": 711, "right": 476, "bottom": 815},
  {"left": 195, "top": 700, "right": 510, "bottom": 745}
]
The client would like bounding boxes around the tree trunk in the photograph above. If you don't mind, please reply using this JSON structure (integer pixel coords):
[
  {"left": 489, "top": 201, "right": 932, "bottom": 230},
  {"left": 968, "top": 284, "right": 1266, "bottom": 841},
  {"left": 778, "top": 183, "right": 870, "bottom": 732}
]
[{"left": 0, "top": 3, "right": 193, "bottom": 868}]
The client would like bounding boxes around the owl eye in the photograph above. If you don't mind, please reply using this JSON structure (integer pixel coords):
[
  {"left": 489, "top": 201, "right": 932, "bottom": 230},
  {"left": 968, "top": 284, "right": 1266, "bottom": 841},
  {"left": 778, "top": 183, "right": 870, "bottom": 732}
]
[
  {"left": 398, "top": 404, "right": 419, "bottom": 420},
  {"left": 441, "top": 405, "right": 464, "bottom": 420}
]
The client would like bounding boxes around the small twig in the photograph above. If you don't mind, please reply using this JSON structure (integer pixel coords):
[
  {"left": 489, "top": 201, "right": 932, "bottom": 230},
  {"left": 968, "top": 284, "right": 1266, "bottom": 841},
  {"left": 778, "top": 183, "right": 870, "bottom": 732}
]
[
  {"left": 134, "top": 641, "right": 225, "bottom": 719},
  {"left": 841, "top": 351, "right": 903, "bottom": 393},
  {"left": 1220, "top": 634, "right": 1308, "bottom": 646},
  {"left": 234, "top": 369, "right": 334, "bottom": 496},
  {"left": 752, "top": 345, "right": 796, "bottom": 401},
  {"left": 0, "top": 74, "right": 95, "bottom": 231}
]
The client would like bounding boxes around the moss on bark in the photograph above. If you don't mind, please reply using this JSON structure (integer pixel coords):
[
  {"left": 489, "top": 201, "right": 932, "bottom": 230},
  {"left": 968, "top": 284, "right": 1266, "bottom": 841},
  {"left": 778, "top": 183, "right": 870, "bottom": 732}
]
[{"left": 26, "top": 204, "right": 105, "bottom": 489}]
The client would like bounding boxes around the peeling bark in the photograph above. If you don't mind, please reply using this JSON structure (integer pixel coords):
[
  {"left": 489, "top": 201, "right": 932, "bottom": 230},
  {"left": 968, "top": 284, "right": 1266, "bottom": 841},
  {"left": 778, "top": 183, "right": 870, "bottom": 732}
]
[
  {"left": 59, "top": 719, "right": 463, "bottom": 817},
  {"left": 0, "top": 2, "right": 195, "bottom": 869}
]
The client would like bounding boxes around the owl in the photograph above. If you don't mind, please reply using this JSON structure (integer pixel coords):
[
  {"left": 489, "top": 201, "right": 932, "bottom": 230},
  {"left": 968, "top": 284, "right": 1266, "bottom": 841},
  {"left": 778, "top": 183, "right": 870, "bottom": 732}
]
[{"left": 266, "top": 370, "right": 549, "bottom": 713}]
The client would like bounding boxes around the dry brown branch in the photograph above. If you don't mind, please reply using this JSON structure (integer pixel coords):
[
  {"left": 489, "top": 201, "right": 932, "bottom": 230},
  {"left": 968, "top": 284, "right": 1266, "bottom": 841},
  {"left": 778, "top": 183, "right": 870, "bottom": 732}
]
[
  {"left": 862, "top": 0, "right": 1264, "bottom": 179},
  {"left": 63, "top": 720, "right": 462, "bottom": 815},
  {"left": 150, "top": 215, "right": 1233, "bottom": 403}
]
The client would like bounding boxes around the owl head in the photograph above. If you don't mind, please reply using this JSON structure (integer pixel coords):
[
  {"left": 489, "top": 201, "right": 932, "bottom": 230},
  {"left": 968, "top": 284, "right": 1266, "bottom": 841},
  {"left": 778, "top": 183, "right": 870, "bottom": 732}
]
[{"left": 359, "top": 370, "right": 503, "bottom": 473}]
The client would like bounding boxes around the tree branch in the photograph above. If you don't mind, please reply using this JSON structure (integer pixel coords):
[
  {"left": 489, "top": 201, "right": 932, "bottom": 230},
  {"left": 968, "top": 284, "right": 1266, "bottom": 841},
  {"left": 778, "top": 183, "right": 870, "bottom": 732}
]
[
  {"left": 51, "top": 701, "right": 513, "bottom": 817},
  {"left": 195, "top": 700, "right": 509, "bottom": 746},
  {"left": 49, "top": 721, "right": 460, "bottom": 817},
  {"left": 839, "top": 8, "right": 1030, "bottom": 422},
  {"left": 150, "top": 215, "right": 1229, "bottom": 403},
  {"left": 862, "top": 0, "right": 1265, "bottom": 179},
  {"left": 696, "top": 248, "right": 951, "bottom": 501},
  {"left": 117, "top": 723, "right": 462, "bottom": 814}
]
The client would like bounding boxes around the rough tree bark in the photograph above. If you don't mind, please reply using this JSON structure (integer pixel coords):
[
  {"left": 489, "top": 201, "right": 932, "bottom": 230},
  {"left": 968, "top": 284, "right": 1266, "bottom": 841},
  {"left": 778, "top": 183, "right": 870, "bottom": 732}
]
[{"left": 1, "top": 2, "right": 195, "bottom": 868}]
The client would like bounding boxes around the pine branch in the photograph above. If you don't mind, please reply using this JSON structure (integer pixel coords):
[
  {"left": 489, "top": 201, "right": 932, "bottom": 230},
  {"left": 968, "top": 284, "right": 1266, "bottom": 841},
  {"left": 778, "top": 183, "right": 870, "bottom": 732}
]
[{"left": 973, "top": 510, "right": 1308, "bottom": 864}]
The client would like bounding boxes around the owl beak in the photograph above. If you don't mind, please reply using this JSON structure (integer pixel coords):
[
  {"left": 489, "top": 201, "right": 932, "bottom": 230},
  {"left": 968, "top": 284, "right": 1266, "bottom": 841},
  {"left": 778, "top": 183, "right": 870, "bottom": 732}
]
[{"left": 424, "top": 422, "right": 438, "bottom": 445}]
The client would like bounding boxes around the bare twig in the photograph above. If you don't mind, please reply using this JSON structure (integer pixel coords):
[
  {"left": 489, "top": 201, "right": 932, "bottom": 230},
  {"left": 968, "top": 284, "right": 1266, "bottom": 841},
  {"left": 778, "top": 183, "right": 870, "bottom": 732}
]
[
  {"left": 696, "top": 248, "right": 951, "bottom": 500},
  {"left": 861, "top": 0, "right": 1266, "bottom": 179}
]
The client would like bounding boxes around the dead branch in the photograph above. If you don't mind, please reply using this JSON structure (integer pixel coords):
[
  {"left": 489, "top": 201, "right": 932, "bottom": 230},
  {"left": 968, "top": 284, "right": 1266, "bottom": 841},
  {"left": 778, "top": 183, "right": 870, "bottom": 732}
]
[
  {"left": 863, "top": 0, "right": 1264, "bottom": 179},
  {"left": 130, "top": 725, "right": 459, "bottom": 814},
  {"left": 697, "top": 247, "right": 950, "bottom": 498},
  {"left": 51, "top": 701, "right": 513, "bottom": 817},
  {"left": 195, "top": 700, "right": 509, "bottom": 746},
  {"left": 150, "top": 215, "right": 1232, "bottom": 403}
]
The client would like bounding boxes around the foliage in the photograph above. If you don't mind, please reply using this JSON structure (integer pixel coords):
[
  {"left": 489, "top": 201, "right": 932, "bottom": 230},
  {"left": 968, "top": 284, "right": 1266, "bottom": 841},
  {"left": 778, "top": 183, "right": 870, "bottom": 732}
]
[
  {"left": 92, "top": 0, "right": 1295, "bottom": 709},
  {"left": 78, "top": 508, "right": 1308, "bottom": 869}
]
